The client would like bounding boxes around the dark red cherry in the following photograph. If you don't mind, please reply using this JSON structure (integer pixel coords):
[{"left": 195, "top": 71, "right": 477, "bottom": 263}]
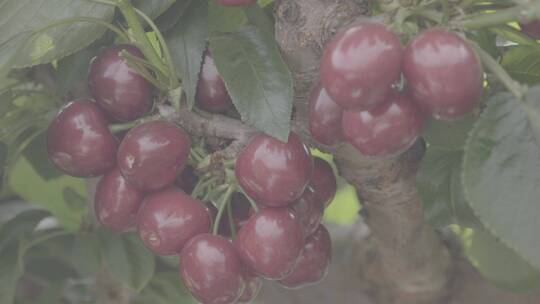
[
  {"left": 238, "top": 271, "right": 262, "bottom": 303},
  {"left": 218, "top": 193, "right": 252, "bottom": 237},
  {"left": 175, "top": 165, "right": 198, "bottom": 194},
  {"left": 403, "top": 29, "right": 484, "bottom": 120},
  {"left": 117, "top": 121, "right": 191, "bottom": 191},
  {"left": 342, "top": 91, "right": 424, "bottom": 157},
  {"left": 289, "top": 185, "right": 325, "bottom": 238},
  {"left": 235, "top": 208, "right": 304, "bottom": 280},
  {"left": 94, "top": 167, "right": 144, "bottom": 232},
  {"left": 520, "top": 20, "right": 540, "bottom": 39},
  {"left": 196, "top": 52, "right": 232, "bottom": 113},
  {"left": 235, "top": 132, "right": 313, "bottom": 207},
  {"left": 137, "top": 188, "right": 211, "bottom": 255},
  {"left": 180, "top": 234, "right": 245, "bottom": 304},
  {"left": 320, "top": 21, "right": 402, "bottom": 110},
  {"left": 89, "top": 44, "right": 152, "bottom": 121},
  {"left": 311, "top": 157, "right": 337, "bottom": 208},
  {"left": 308, "top": 83, "right": 344, "bottom": 145},
  {"left": 216, "top": 0, "right": 255, "bottom": 6},
  {"left": 47, "top": 99, "right": 117, "bottom": 177},
  {"left": 279, "top": 225, "right": 332, "bottom": 289}
]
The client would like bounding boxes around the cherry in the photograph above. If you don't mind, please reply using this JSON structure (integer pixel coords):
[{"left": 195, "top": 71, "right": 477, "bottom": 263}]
[
  {"left": 117, "top": 121, "right": 191, "bottom": 191},
  {"left": 403, "top": 29, "right": 483, "bottom": 120},
  {"left": 279, "top": 225, "right": 332, "bottom": 289},
  {"left": 320, "top": 21, "right": 402, "bottom": 110},
  {"left": 289, "top": 185, "right": 325, "bottom": 238},
  {"left": 196, "top": 52, "right": 232, "bottom": 113},
  {"left": 308, "top": 83, "right": 344, "bottom": 145},
  {"left": 180, "top": 234, "right": 245, "bottom": 304},
  {"left": 216, "top": 0, "right": 255, "bottom": 6},
  {"left": 94, "top": 167, "right": 144, "bottom": 232},
  {"left": 235, "top": 132, "right": 313, "bottom": 207},
  {"left": 311, "top": 157, "right": 337, "bottom": 208},
  {"left": 137, "top": 187, "right": 211, "bottom": 255},
  {"left": 47, "top": 99, "right": 117, "bottom": 177},
  {"left": 238, "top": 271, "right": 262, "bottom": 303},
  {"left": 520, "top": 20, "right": 540, "bottom": 39},
  {"left": 175, "top": 165, "right": 198, "bottom": 194},
  {"left": 89, "top": 44, "right": 152, "bottom": 122},
  {"left": 235, "top": 208, "right": 304, "bottom": 280},
  {"left": 342, "top": 91, "right": 424, "bottom": 157}
]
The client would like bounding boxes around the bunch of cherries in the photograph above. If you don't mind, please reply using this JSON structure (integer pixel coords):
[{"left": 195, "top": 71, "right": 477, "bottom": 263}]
[
  {"left": 310, "top": 21, "right": 485, "bottom": 155},
  {"left": 46, "top": 41, "right": 337, "bottom": 303}
]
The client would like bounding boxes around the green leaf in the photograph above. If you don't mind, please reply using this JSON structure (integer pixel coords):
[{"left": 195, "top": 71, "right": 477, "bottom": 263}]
[
  {"left": 417, "top": 148, "right": 480, "bottom": 229},
  {"left": 155, "top": 0, "right": 193, "bottom": 32},
  {"left": 210, "top": 26, "right": 294, "bottom": 141},
  {"left": 97, "top": 230, "right": 155, "bottom": 291},
  {"left": 133, "top": 0, "right": 177, "bottom": 20},
  {"left": 0, "top": 0, "right": 114, "bottom": 70},
  {"left": 22, "top": 132, "right": 63, "bottom": 181},
  {"left": 135, "top": 272, "right": 196, "bottom": 304},
  {"left": 165, "top": 0, "right": 209, "bottom": 109},
  {"left": 55, "top": 42, "right": 102, "bottom": 96},
  {"left": 0, "top": 241, "right": 24, "bottom": 304},
  {"left": 0, "top": 209, "right": 49, "bottom": 251},
  {"left": 422, "top": 114, "right": 477, "bottom": 150},
  {"left": 243, "top": 3, "right": 274, "bottom": 37},
  {"left": 463, "top": 89, "right": 540, "bottom": 271},
  {"left": 8, "top": 157, "right": 87, "bottom": 231},
  {"left": 490, "top": 25, "right": 540, "bottom": 47},
  {"left": 470, "top": 29, "right": 498, "bottom": 59},
  {"left": 464, "top": 228, "right": 540, "bottom": 292},
  {"left": 501, "top": 46, "right": 540, "bottom": 85},
  {"left": 208, "top": 1, "right": 246, "bottom": 33},
  {"left": 67, "top": 233, "right": 102, "bottom": 277}
]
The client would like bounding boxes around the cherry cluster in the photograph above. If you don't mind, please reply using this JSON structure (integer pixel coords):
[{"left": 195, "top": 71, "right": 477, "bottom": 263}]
[
  {"left": 310, "top": 21, "right": 485, "bottom": 157},
  {"left": 46, "top": 42, "right": 337, "bottom": 303}
]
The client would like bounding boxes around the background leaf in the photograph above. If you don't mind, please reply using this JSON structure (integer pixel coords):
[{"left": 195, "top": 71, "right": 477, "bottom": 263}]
[
  {"left": 422, "top": 114, "right": 477, "bottom": 151},
  {"left": 0, "top": 242, "right": 24, "bottom": 304},
  {"left": 463, "top": 89, "right": 540, "bottom": 271},
  {"left": 97, "top": 230, "right": 155, "bottom": 292},
  {"left": 165, "top": 0, "right": 209, "bottom": 109},
  {"left": 208, "top": 2, "right": 246, "bottom": 33},
  {"left": 135, "top": 272, "right": 196, "bottom": 304},
  {"left": 501, "top": 46, "right": 540, "bottom": 85},
  {"left": 155, "top": 0, "right": 193, "bottom": 32},
  {"left": 133, "top": 0, "right": 177, "bottom": 20},
  {"left": 210, "top": 26, "right": 293, "bottom": 141}
]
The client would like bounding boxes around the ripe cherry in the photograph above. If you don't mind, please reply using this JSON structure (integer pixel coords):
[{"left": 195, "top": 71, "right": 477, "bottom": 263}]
[
  {"left": 216, "top": 0, "right": 255, "bottom": 6},
  {"left": 311, "top": 157, "right": 337, "bottom": 208},
  {"left": 238, "top": 271, "right": 262, "bottom": 303},
  {"left": 520, "top": 20, "right": 540, "bottom": 39},
  {"left": 308, "top": 83, "right": 344, "bottom": 145},
  {"left": 342, "top": 91, "right": 424, "bottom": 157},
  {"left": 94, "top": 167, "right": 144, "bottom": 232},
  {"left": 180, "top": 234, "right": 245, "bottom": 304},
  {"left": 47, "top": 99, "right": 117, "bottom": 177},
  {"left": 89, "top": 44, "right": 152, "bottom": 121},
  {"left": 137, "top": 188, "right": 211, "bottom": 255},
  {"left": 175, "top": 165, "right": 198, "bottom": 194},
  {"left": 403, "top": 29, "right": 483, "bottom": 120},
  {"left": 196, "top": 52, "right": 232, "bottom": 113},
  {"left": 117, "top": 121, "right": 191, "bottom": 191},
  {"left": 289, "top": 185, "right": 325, "bottom": 238},
  {"left": 320, "top": 21, "right": 402, "bottom": 110},
  {"left": 235, "top": 208, "right": 304, "bottom": 280},
  {"left": 235, "top": 132, "right": 313, "bottom": 207},
  {"left": 279, "top": 225, "right": 332, "bottom": 289}
]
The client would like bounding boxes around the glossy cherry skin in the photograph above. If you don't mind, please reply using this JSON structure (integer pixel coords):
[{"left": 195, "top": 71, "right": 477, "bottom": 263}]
[
  {"left": 180, "top": 234, "right": 245, "bottom": 304},
  {"left": 175, "top": 165, "right": 198, "bottom": 194},
  {"left": 117, "top": 121, "right": 191, "bottom": 191},
  {"left": 47, "top": 99, "right": 117, "bottom": 177},
  {"left": 289, "top": 185, "right": 325, "bottom": 238},
  {"left": 137, "top": 188, "right": 211, "bottom": 255},
  {"left": 311, "top": 157, "right": 337, "bottom": 208},
  {"left": 403, "top": 29, "right": 484, "bottom": 120},
  {"left": 238, "top": 271, "right": 262, "bottom": 303},
  {"left": 196, "top": 53, "right": 232, "bottom": 113},
  {"left": 94, "top": 167, "right": 144, "bottom": 232},
  {"left": 308, "top": 83, "right": 344, "bottom": 145},
  {"left": 235, "top": 132, "right": 313, "bottom": 207},
  {"left": 216, "top": 0, "right": 255, "bottom": 6},
  {"left": 235, "top": 208, "right": 304, "bottom": 280},
  {"left": 320, "top": 21, "right": 402, "bottom": 110},
  {"left": 342, "top": 92, "right": 424, "bottom": 157},
  {"left": 520, "top": 20, "right": 540, "bottom": 39},
  {"left": 89, "top": 44, "right": 152, "bottom": 121},
  {"left": 279, "top": 225, "right": 332, "bottom": 289}
]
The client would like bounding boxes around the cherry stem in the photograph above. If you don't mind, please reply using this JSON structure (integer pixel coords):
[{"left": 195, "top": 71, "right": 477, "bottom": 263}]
[
  {"left": 240, "top": 190, "right": 259, "bottom": 213},
  {"left": 453, "top": 2, "right": 540, "bottom": 29},
  {"left": 191, "top": 176, "right": 217, "bottom": 200},
  {"left": 213, "top": 185, "right": 236, "bottom": 235},
  {"left": 108, "top": 114, "right": 160, "bottom": 133},
  {"left": 227, "top": 201, "right": 237, "bottom": 239}
]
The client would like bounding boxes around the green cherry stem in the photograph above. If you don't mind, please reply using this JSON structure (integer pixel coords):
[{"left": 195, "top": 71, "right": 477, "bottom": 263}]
[
  {"left": 453, "top": 3, "right": 540, "bottom": 29},
  {"left": 108, "top": 114, "right": 160, "bottom": 133},
  {"left": 227, "top": 201, "right": 237, "bottom": 239},
  {"left": 213, "top": 185, "right": 236, "bottom": 235}
]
